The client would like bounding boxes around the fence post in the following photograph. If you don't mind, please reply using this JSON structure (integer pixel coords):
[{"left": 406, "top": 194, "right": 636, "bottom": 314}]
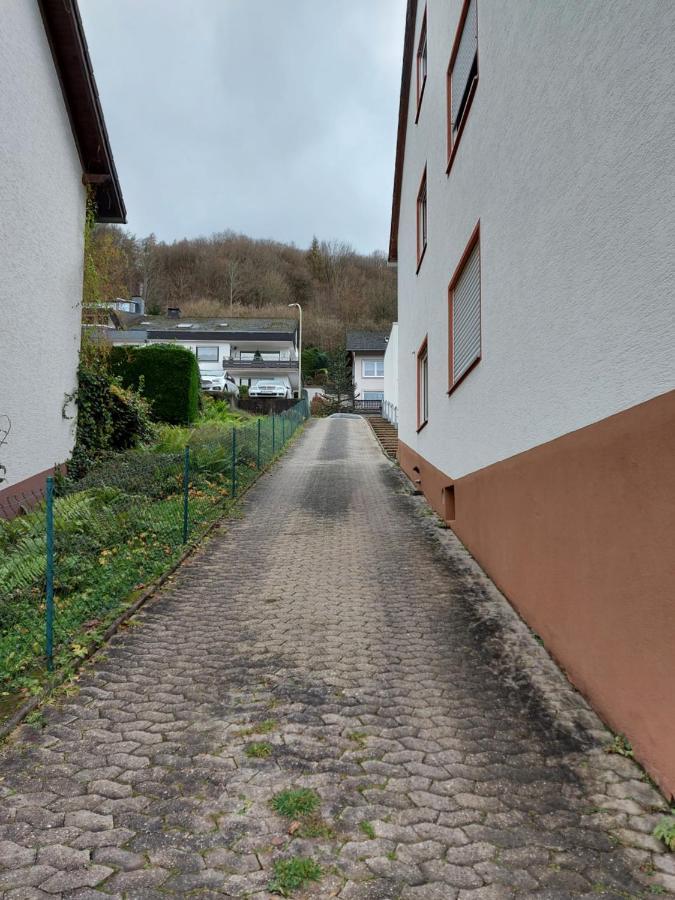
[
  {"left": 257, "top": 418, "right": 261, "bottom": 469},
  {"left": 182, "top": 446, "right": 190, "bottom": 544},
  {"left": 231, "top": 427, "right": 237, "bottom": 498},
  {"left": 45, "top": 476, "right": 54, "bottom": 672},
  {"left": 272, "top": 415, "right": 276, "bottom": 455}
]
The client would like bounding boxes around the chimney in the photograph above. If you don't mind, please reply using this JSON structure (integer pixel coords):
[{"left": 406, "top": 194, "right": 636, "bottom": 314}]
[{"left": 166, "top": 307, "right": 181, "bottom": 319}]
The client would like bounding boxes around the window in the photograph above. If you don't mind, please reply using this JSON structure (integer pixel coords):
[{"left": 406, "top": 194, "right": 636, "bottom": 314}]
[
  {"left": 415, "top": 8, "right": 428, "bottom": 121},
  {"left": 364, "top": 391, "right": 384, "bottom": 401},
  {"left": 196, "top": 346, "right": 219, "bottom": 361},
  {"left": 417, "top": 337, "right": 429, "bottom": 429},
  {"left": 448, "top": 224, "right": 481, "bottom": 392},
  {"left": 416, "top": 167, "right": 427, "bottom": 271},
  {"left": 362, "top": 359, "right": 384, "bottom": 378},
  {"left": 447, "top": 0, "right": 478, "bottom": 171}
]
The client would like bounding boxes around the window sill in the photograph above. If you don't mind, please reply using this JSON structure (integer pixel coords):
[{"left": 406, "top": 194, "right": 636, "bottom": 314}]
[
  {"left": 446, "top": 78, "right": 478, "bottom": 175},
  {"left": 416, "top": 419, "right": 428, "bottom": 434},
  {"left": 447, "top": 355, "right": 481, "bottom": 396},
  {"left": 416, "top": 242, "right": 427, "bottom": 274}
]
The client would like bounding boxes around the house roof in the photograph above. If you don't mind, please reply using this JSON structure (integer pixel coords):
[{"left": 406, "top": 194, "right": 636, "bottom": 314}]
[
  {"left": 346, "top": 330, "right": 390, "bottom": 353},
  {"left": 388, "top": 0, "right": 418, "bottom": 263},
  {"left": 38, "top": 0, "right": 126, "bottom": 223},
  {"left": 118, "top": 314, "right": 298, "bottom": 336}
]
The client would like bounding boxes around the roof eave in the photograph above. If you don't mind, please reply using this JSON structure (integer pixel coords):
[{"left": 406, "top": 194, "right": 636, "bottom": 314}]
[
  {"left": 388, "top": 0, "right": 418, "bottom": 263},
  {"left": 38, "top": 0, "right": 126, "bottom": 223}
]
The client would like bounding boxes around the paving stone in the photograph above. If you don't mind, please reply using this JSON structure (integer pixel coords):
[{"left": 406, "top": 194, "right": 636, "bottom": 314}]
[{"left": 0, "top": 418, "right": 670, "bottom": 898}]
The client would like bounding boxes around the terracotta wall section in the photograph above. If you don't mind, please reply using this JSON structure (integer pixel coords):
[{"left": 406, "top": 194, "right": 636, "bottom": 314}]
[
  {"left": 399, "top": 390, "right": 675, "bottom": 798},
  {"left": 0, "top": 465, "right": 62, "bottom": 520}
]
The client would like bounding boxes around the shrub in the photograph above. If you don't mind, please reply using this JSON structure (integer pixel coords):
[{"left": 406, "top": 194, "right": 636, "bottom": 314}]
[
  {"left": 239, "top": 384, "right": 249, "bottom": 399},
  {"left": 310, "top": 394, "right": 332, "bottom": 418},
  {"left": 68, "top": 364, "right": 153, "bottom": 479},
  {"left": 110, "top": 344, "right": 200, "bottom": 425}
]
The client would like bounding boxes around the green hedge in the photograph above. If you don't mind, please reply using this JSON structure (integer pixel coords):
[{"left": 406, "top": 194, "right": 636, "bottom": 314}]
[{"left": 110, "top": 344, "right": 200, "bottom": 425}]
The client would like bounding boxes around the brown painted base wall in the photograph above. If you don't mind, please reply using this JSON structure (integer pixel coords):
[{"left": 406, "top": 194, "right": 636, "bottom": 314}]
[
  {"left": 399, "top": 390, "right": 675, "bottom": 798},
  {"left": 0, "top": 464, "right": 63, "bottom": 520}
]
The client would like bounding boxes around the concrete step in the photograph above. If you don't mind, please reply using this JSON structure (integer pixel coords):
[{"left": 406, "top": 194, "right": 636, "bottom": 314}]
[{"left": 366, "top": 416, "right": 398, "bottom": 460}]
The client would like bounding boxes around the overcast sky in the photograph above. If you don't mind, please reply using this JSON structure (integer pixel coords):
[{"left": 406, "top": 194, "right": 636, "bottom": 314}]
[{"left": 79, "top": 0, "right": 407, "bottom": 254}]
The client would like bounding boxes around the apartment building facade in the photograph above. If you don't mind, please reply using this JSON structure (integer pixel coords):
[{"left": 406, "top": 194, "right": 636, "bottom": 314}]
[{"left": 390, "top": 0, "right": 675, "bottom": 795}]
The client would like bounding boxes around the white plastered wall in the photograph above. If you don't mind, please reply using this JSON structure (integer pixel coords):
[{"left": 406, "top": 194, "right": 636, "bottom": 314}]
[
  {"left": 352, "top": 352, "right": 385, "bottom": 400},
  {"left": 397, "top": 0, "right": 675, "bottom": 479},
  {"left": 0, "top": 0, "right": 86, "bottom": 488},
  {"left": 383, "top": 323, "right": 399, "bottom": 421}
]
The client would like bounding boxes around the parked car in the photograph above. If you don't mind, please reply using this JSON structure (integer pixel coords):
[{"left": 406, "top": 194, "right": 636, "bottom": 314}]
[
  {"left": 199, "top": 367, "right": 239, "bottom": 396},
  {"left": 249, "top": 378, "right": 291, "bottom": 398}
]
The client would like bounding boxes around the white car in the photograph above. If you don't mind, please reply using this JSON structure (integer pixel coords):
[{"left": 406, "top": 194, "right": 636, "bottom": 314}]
[
  {"left": 249, "top": 378, "right": 291, "bottom": 399},
  {"left": 200, "top": 367, "right": 239, "bottom": 396}
]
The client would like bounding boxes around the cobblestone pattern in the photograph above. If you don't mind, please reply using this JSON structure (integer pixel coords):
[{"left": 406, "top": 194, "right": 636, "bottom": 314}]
[{"left": 0, "top": 418, "right": 672, "bottom": 899}]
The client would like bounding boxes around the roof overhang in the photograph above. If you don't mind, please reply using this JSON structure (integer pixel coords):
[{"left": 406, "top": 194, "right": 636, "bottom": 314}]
[
  {"left": 147, "top": 331, "right": 297, "bottom": 343},
  {"left": 388, "top": 0, "right": 418, "bottom": 263},
  {"left": 38, "top": 0, "right": 126, "bottom": 223}
]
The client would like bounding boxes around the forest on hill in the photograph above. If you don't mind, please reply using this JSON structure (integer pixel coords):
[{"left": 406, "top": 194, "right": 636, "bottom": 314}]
[{"left": 90, "top": 227, "right": 397, "bottom": 348}]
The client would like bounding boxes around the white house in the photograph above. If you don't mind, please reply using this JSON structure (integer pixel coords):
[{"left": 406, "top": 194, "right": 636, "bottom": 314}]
[
  {"left": 382, "top": 323, "right": 399, "bottom": 425},
  {"left": 346, "top": 331, "right": 389, "bottom": 406},
  {"left": 0, "top": 0, "right": 125, "bottom": 517},
  {"left": 389, "top": 0, "right": 675, "bottom": 794},
  {"left": 104, "top": 310, "right": 301, "bottom": 396}
]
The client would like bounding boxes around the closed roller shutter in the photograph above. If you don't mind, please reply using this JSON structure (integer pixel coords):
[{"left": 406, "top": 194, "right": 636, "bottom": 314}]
[
  {"left": 452, "top": 240, "right": 480, "bottom": 383},
  {"left": 451, "top": 0, "right": 478, "bottom": 136}
]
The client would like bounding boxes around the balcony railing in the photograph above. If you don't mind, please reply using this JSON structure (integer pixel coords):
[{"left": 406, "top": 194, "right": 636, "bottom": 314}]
[{"left": 224, "top": 358, "right": 298, "bottom": 369}]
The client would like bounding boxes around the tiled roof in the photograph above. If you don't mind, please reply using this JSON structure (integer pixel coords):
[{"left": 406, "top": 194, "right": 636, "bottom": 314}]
[{"left": 346, "top": 330, "right": 389, "bottom": 352}]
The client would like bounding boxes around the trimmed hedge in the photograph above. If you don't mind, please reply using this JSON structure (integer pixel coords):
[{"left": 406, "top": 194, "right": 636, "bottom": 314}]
[{"left": 110, "top": 344, "right": 200, "bottom": 425}]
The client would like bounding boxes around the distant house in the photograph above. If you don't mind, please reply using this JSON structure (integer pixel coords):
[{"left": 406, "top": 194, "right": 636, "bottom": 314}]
[
  {"left": 0, "top": 0, "right": 125, "bottom": 516},
  {"left": 103, "top": 309, "right": 301, "bottom": 396},
  {"left": 346, "top": 331, "right": 389, "bottom": 406}
]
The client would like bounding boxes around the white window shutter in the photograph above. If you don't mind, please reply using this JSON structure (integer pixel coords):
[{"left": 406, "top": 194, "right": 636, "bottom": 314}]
[{"left": 452, "top": 241, "right": 481, "bottom": 383}]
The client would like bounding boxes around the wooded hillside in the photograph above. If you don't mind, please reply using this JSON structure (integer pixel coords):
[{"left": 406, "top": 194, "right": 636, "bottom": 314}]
[{"left": 90, "top": 227, "right": 397, "bottom": 349}]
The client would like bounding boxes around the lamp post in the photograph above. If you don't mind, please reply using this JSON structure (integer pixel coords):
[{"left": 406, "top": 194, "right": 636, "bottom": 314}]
[{"left": 288, "top": 302, "right": 302, "bottom": 400}]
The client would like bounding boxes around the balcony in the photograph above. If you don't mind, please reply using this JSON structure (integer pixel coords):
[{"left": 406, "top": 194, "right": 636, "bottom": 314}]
[{"left": 224, "top": 358, "right": 298, "bottom": 370}]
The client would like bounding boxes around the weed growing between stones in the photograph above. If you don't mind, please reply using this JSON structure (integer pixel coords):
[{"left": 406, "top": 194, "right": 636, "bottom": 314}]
[
  {"left": 271, "top": 788, "right": 320, "bottom": 819},
  {"left": 268, "top": 856, "right": 322, "bottom": 896}
]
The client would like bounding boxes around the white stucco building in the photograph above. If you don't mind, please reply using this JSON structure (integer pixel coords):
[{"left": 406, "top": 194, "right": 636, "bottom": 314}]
[
  {"left": 102, "top": 312, "right": 301, "bottom": 395},
  {"left": 346, "top": 331, "right": 389, "bottom": 407},
  {"left": 389, "top": 0, "right": 675, "bottom": 794},
  {"left": 0, "top": 0, "right": 125, "bottom": 516},
  {"left": 382, "top": 323, "right": 399, "bottom": 425}
]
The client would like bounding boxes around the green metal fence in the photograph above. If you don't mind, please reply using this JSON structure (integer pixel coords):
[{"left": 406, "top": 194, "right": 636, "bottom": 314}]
[{"left": 0, "top": 400, "right": 308, "bottom": 701}]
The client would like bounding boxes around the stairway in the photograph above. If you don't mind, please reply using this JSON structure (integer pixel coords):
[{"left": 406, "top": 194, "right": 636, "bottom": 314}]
[{"left": 367, "top": 416, "right": 399, "bottom": 460}]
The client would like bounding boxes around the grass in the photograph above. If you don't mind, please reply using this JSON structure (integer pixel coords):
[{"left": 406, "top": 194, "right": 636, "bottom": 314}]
[
  {"left": 347, "top": 731, "right": 368, "bottom": 747},
  {"left": 295, "top": 815, "right": 335, "bottom": 840},
  {"left": 653, "top": 814, "right": 675, "bottom": 851},
  {"left": 235, "top": 719, "right": 277, "bottom": 737},
  {"left": 268, "top": 857, "right": 322, "bottom": 896},
  {"left": 245, "top": 741, "right": 273, "bottom": 759},
  {"left": 605, "top": 734, "right": 634, "bottom": 758},
  {"left": 359, "top": 821, "right": 376, "bottom": 839},
  {"left": 271, "top": 788, "right": 321, "bottom": 819}
]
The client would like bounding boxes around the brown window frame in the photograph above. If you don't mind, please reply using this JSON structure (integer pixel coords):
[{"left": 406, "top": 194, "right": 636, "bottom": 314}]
[
  {"left": 448, "top": 222, "right": 481, "bottom": 395},
  {"left": 415, "top": 7, "right": 428, "bottom": 123},
  {"left": 416, "top": 336, "right": 429, "bottom": 431},
  {"left": 446, "top": 0, "right": 479, "bottom": 174},
  {"left": 416, "top": 166, "right": 428, "bottom": 272}
]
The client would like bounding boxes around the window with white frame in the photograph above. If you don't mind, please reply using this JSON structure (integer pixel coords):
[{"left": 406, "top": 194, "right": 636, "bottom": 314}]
[
  {"left": 364, "top": 391, "right": 384, "bottom": 401},
  {"left": 449, "top": 227, "right": 481, "bottom": 389},
  {"left": 417, "top": 338, "right": 429, "bottom": 428},
  {"left": 196, "top": 346, "right": 219, "bottom": 361},
  {"left": 447, "top": 0, "right": 478, "bottom": 167},
  {"left": 362, "top": 359, "right": 384, "bottom": 378}
]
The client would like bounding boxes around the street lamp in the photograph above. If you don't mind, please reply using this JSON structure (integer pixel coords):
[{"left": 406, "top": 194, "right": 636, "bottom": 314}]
[{"left": 288, "top": 302, "right": 302, "bottom": 400}]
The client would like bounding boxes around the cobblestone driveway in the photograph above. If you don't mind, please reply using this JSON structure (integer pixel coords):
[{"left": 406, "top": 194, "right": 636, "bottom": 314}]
[{"left": 1, "top": 418, "right": 673, "bottom": 899}]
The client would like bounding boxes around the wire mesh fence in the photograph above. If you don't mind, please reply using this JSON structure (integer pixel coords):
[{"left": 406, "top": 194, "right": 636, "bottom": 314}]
[{"left": 0, "top": 400, "right": 308, "bottom": 703}]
